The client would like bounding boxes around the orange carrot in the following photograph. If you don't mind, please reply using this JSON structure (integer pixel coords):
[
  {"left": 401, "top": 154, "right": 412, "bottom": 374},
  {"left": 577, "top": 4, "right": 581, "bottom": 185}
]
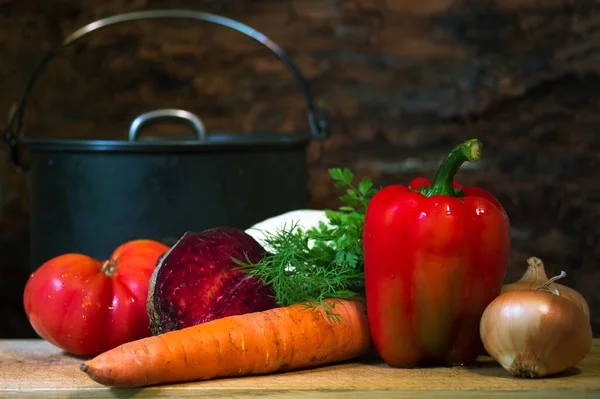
[{"left": 80, "top": 298, "right": 370, "bottom": 387}]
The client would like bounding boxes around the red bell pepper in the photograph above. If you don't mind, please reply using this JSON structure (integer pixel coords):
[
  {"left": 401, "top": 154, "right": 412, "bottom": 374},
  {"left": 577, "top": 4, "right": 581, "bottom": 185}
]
[{"left": 362, "top": 139, "right": 510, "bottom": 367}]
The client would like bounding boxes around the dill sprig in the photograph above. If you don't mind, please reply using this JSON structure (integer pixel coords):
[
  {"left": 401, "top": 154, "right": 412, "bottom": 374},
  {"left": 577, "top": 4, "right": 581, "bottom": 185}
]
[{"left": 234, "top": 168, "right": 377, "bottom": 318}]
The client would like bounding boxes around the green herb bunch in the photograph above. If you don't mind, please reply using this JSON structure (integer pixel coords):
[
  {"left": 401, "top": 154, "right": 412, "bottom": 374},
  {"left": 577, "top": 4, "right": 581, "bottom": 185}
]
[{"left": 235, "top": 168, "right": 378, "bottom": 314}]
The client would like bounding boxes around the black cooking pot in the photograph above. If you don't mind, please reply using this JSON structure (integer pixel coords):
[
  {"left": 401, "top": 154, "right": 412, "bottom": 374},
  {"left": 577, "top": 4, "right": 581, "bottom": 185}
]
[{"left": 4, "top": 10, "right": 330, "bottom": 271}]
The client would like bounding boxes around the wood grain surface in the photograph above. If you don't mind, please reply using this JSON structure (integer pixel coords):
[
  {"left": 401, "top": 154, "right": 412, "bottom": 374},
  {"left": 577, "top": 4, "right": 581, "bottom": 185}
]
[{"left": 0, "top": 339, "right": 599, "bottom": 398}]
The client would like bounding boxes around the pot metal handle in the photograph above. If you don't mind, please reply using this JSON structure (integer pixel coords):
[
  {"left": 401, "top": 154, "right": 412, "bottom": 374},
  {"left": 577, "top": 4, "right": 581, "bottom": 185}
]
[
  {"left": 4, "top": 9, "right": 330, "bottom": 169},
  {"left": 129, "top": 109, "right": 207, "bottom": 141}
]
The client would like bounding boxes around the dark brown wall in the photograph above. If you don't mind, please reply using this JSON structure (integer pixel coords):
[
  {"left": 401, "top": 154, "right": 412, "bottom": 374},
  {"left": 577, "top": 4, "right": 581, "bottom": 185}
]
[{"left": 1, "top": 0, "right": 599, "bottom": 337}]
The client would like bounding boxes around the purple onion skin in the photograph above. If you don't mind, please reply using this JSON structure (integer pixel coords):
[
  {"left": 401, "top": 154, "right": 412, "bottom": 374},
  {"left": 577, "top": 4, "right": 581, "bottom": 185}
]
[{"left": 147, "top": 227, "right": 278, "bottom": 335}]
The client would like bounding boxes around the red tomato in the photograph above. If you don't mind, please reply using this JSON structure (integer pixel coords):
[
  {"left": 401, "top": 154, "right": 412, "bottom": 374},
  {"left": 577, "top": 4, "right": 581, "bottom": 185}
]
[{"left": 23, "top": 239, "right": 170, "bottom": 357}]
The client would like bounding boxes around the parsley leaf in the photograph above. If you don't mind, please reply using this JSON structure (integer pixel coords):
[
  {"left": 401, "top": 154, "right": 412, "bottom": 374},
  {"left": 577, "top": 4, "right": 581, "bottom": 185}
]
[{"left": 233, "top": 168, "right": 377, "bottom": 319}]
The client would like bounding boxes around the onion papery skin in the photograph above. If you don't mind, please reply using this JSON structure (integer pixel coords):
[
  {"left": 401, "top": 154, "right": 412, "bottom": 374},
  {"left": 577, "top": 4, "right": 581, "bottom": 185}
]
[
  {"left": 501, "top": 257, "right": 590, "bottom": 321},
  {"left": 480, "top": 289, "right": 592, "bottom": 378}
]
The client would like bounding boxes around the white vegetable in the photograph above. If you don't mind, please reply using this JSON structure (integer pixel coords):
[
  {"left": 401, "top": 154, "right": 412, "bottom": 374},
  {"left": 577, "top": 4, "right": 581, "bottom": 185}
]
[{"left": 245, "top": 209, "right": 329, "bottom": 253}]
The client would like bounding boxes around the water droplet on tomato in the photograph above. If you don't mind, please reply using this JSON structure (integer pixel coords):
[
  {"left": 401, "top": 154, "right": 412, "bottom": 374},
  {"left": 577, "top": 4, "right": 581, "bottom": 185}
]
[
  {"left": 131, "top": 298, "right": 135, "bottom": 303},
  {"left": 81, "top": 315, "right": 87, "bottom": 320}
]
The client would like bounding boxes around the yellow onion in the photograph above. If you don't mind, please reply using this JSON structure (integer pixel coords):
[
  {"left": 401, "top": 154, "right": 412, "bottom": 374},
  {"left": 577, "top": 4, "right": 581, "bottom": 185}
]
[
  {"left": 501, "top": 257, "right": 590, "bottom": 320},
  {"left": 480, "top": 270, "right": 592, "bottom": 378}
]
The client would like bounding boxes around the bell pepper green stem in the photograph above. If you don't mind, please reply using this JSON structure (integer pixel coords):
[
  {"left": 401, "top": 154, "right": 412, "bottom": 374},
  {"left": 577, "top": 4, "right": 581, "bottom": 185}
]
[{"left": 422, "top": 139, "right": 482, "bottom": 197}]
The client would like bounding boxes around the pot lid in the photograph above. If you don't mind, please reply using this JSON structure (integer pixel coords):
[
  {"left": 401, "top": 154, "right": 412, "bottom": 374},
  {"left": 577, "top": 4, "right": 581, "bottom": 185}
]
[
  {"left": 4, "top": 10, "right": 331, "bottom": 168},
  {"left": 20, "top": 109, "right": 311, "bottom": 152}
]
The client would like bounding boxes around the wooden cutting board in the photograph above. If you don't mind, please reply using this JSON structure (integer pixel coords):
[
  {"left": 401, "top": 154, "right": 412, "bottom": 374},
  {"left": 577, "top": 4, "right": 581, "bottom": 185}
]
[{"left": 1, "top": 339, "right": 599, "bottom": 398}]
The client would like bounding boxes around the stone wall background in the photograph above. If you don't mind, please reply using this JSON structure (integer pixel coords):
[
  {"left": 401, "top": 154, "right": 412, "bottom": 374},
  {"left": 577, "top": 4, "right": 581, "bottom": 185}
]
[{"left": 1, "top": 0, "right": 599, "bottom": 337}]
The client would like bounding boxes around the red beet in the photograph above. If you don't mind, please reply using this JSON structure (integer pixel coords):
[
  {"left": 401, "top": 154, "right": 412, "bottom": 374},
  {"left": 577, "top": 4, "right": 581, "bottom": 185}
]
[{"left": 146, "top": 227, "right": 278, "bottom": 335}]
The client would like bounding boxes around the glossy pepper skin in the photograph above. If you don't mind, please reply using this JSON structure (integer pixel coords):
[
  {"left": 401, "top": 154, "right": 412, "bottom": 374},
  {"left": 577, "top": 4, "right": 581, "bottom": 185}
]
[{"left": 363, "top": 139, "right": 510, "bottom": 367}]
